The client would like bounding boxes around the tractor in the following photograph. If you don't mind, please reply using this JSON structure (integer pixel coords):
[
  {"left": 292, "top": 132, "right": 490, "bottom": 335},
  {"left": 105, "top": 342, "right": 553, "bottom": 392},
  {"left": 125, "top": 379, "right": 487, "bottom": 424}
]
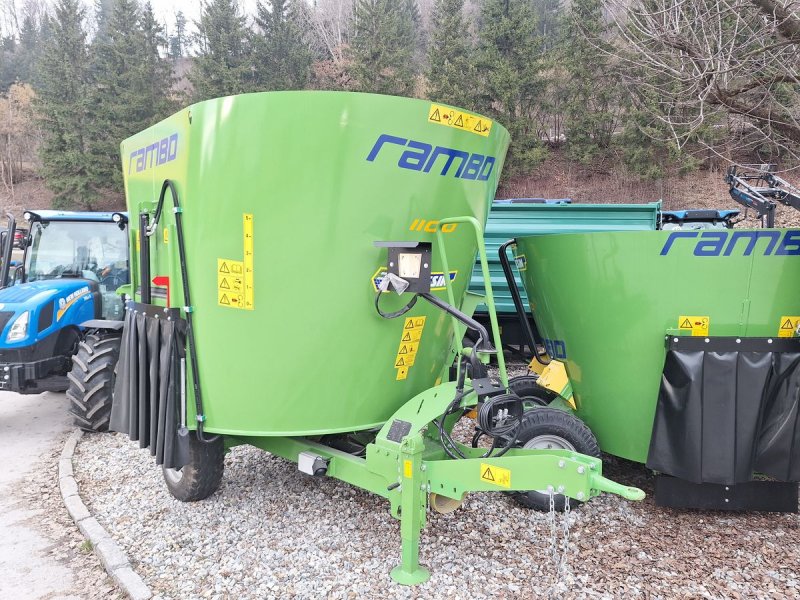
[{"left": 0, "top": 210, "right": 128, "bottom": 430}]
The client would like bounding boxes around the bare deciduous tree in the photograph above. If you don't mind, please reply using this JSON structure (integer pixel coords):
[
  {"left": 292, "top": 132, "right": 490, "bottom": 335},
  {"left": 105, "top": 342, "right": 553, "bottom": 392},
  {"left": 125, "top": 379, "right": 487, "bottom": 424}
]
[{"left": 606, "top": 0, "right": 800, "bottom": 167}]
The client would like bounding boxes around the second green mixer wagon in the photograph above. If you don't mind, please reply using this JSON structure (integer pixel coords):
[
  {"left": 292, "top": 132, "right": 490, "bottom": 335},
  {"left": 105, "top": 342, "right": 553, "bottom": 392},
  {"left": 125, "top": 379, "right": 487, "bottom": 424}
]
[
  {"left": 504, "top": 224, "right": 800, "bottom": 511},
  {"left": 108, "top": 91, "right": 643, "bottom": 584}
]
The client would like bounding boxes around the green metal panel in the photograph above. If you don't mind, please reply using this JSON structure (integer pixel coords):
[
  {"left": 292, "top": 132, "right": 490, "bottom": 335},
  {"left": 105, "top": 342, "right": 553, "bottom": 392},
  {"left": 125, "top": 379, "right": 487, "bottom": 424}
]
[
  {"left": 515, "top": 229, "right": 800, "bottom": 462},
  {"left": 469, "top": 202, "right": 660, "bottom": 314},
  {"left": 120, "top": 91, "right": 509, "bottom": 436}
]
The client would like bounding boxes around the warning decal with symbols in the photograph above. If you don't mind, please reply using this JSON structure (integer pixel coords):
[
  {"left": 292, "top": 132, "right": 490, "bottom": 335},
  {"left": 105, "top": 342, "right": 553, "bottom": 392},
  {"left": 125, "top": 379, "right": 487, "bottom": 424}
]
[
  {"left": 428, "top": 104, "right": 492, "bottom": 137},
  {"left": 394, "top": 316, "right": 426, "bottom": 380},
  {"left": 479, "top": 463, "right": 511, "bottom": 488},
  {"left": 678, "top": 315, "right": 709, "bottom": 337},
  {"left": 217, "top": 213, "right": 254, "bottom": 310},
  {"left": 778, "top": 315, "right": 800, "bottom": 337}
]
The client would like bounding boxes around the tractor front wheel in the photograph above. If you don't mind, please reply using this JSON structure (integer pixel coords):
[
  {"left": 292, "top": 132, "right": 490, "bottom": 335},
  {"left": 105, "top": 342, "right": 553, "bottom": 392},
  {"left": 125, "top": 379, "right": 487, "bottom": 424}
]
[
  {"left": 512, "top": 408, "right": 600, "bottom": 512},
  {"left": 67, "top": 332, "right": 121, "bottom": 432},
  {"left": 162, "top": 434, "right": 225, "bottom": 502}
]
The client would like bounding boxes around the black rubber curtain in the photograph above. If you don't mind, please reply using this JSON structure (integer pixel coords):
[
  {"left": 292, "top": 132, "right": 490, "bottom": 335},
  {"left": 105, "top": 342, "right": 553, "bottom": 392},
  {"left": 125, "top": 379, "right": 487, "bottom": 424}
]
[
  {"left": 110, "top": 302, "right": 189, "bottom": 469},
  {"left": 647, "top": 336, "right": 800, "bottom": 484}
]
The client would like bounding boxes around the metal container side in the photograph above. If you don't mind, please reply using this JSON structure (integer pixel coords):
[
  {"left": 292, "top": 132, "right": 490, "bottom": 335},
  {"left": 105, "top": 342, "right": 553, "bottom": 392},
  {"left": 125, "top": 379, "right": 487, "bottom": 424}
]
[
  {"left": 470, "top": 202, "right": 660, "bottom": 315},
  {"left": 515, "top": 228, "right": 800, "bottom": 462},
  {"left": 120, "top": 91, "right": 510, "bottom": 436}
]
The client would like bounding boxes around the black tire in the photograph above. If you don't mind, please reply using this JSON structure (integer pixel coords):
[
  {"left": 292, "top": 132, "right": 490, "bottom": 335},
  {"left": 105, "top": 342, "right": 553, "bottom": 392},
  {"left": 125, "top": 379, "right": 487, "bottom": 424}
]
[
  {"left": 67, "top": 333, "right": 120, "bottom": 432},
  {"left": 512, "top": 407, "right": 600, "bottom": 512},
  {"left": 162, "top": 435, "right": 225, "bottom": 502},
  {"left": 508, "top": 375, "right": 555, "bottom": 407}
]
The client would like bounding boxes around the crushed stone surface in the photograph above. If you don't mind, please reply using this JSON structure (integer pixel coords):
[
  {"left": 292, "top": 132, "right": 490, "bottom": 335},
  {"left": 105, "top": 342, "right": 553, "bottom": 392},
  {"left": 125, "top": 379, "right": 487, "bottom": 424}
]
[{"left": 74, "top": 422, "right": 799, "bottom": 599}]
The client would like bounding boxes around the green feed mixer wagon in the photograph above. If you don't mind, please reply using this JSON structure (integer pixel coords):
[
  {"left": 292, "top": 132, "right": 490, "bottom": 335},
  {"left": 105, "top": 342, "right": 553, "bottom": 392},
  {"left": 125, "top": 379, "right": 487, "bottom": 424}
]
[
  {"left": 110, "top": 91, "right": 643, "bottom": 584},
  {"left": 502, "top": 221, "right": 800, "bottom": 512}
]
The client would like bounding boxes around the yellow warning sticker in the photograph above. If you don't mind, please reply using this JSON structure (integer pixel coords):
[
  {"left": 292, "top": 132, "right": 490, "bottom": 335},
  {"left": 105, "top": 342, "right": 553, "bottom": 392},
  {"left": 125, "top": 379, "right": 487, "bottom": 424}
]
[
  {"left": 216, "top": 214, "right": 254, "bottom": 310},
  {"left": 218, "top": 259, "right": 245, "bottom": 308},
  {"left": 480, "top": 463, "right": 511, "bottom": 489},
  {"left": 397, "top": 342, "right": 419, "bottom": 366},
  {"left": 401, "top": 329, "right": 423, "bottom": 343},
  {"left": 678, "top": 315, "right": 709, "bottom": 337},
  {"left": 403, "top": 460, "right": 413, "bottom": 478},
  {"left": 395, "top": 317, "right": 426, "bottom": 379},
  {"left": 778, "top": 316, "right": 800, "bottom": 338},
  {"left": 218, "top": 289, "right": 245, "bottom": 309},
  {"left": 163, "top": 227, "right": 169, "bottom": 244},
  {"left": 428, "top": 104, "right": 492, "bottom": 137}
]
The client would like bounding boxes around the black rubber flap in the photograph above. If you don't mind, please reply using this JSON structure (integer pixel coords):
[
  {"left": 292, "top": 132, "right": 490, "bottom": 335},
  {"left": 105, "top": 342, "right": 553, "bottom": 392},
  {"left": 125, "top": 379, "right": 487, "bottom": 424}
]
[
  {"left": 110, "top": 302, "right": 190, "bottom": 469},
  {"left": 647, "top": 336, "right": 800, "bottom": 485}
]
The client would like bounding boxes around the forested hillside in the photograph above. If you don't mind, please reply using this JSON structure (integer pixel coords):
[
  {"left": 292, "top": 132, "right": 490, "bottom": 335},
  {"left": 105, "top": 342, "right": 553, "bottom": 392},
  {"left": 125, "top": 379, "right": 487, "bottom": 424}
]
[{"left": 0, "top": 0, "right": 797, "bottom": 214}]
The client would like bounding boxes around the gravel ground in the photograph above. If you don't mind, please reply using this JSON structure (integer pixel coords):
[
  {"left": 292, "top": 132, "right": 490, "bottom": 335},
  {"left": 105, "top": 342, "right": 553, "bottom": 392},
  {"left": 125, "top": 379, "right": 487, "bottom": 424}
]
[{"left": 73, "top": 358, "right": 800, "bottom": 600}]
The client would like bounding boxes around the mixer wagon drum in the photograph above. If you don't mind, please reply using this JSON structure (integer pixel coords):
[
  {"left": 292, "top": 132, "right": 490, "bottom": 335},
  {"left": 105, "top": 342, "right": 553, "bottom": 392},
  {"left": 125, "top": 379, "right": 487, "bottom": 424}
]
[{"left": 510, "top": 228, "right": 800, "bottom": 511}]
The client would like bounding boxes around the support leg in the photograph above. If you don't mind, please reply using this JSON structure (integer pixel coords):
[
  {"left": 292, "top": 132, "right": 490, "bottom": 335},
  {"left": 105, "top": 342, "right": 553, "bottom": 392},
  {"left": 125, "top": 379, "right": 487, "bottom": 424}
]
[{"left": 390, "top": 436, "right": 430, "bottom": 585}]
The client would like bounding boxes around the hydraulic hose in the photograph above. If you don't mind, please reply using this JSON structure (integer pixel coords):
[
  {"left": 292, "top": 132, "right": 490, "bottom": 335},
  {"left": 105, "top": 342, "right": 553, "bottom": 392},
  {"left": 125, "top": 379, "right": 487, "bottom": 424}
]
[{"left": 149, "top": 179, "right": 217, "bottom": 444}]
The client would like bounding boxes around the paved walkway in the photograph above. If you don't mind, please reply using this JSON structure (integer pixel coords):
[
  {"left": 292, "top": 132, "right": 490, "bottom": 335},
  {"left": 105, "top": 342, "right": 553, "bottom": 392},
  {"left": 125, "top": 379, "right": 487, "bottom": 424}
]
[{"left": 0, "top": 390, "right": 82, "bottom": 599}]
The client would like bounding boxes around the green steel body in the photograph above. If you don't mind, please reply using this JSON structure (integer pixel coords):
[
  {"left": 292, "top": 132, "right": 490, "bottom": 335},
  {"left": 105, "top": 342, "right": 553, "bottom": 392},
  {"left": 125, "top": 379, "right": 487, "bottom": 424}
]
[
  {"left": 121, "top": 92, "right": 644, "bottom": 583},
  {"left": 515, "top": 229, "right": 800, "bottom": 463}
]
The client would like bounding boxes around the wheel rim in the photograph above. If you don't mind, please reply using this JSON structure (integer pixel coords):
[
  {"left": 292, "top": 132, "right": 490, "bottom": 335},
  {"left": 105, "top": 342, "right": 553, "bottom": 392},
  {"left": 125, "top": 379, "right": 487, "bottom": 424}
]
[
  {"left": 163, "top": 467, "right": 183, "bottom": 485},
  {"left": 523, "top": 434, "right": 575, "bottom": 496},
  {"left": 523, "top": 434, "right": 576, "bottom": 451}
]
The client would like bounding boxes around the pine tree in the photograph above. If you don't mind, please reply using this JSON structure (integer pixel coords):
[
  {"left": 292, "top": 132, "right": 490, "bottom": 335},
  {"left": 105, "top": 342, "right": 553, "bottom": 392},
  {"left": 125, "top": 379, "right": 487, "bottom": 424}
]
[
  {"left": 169, "top": 10, "right": 187, "bottom": 59},
  {"left": 252, "top": 0, "right": 311, "bottom": 90},
  {"left": 475, "top": 0, "right": 546, "bottom": 175},
  {"left": 86, "top": 0, "right": 174, "bottom": 193},
  {"left": 35, "top": 0, "right": 94, "bottom": 208},
  {"left": 426, "top": 0, "right": 473, "bottom": 109},
  {"left": 349, "top": 0, "right": 418, "bottom": 96},
  {"left": 560, "top": 0, "right": 625, "bottom": 163},
  {"left": 190, "top": 0, "right": 254, "bottom": 101}
]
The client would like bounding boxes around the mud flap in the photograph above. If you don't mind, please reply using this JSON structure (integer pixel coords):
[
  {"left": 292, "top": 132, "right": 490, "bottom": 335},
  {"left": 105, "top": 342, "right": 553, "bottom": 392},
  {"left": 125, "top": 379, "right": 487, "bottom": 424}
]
[
  {"left": 647, "top": 336, "right": 800, "bottom": 484},
  {"left": 110, "top": 301, "right": 189, "bottom": 469}
]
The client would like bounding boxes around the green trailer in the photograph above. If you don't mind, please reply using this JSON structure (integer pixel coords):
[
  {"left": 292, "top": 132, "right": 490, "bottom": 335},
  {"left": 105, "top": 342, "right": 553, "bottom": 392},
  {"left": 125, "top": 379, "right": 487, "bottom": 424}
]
[
  {"left": 109, "top": 92, "right": 643, "bottom": 584},
  {"left": 507, "top": 228, "right": 800, "bottom": 511}
]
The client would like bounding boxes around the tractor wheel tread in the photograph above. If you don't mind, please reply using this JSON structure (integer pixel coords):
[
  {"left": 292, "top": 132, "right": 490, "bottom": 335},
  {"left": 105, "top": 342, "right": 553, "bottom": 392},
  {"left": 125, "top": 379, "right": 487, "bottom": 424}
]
[
  {"left": 66, "top": 391, "right": 87, "bottom": 412},
  {"left": 85, "top": 345, "right": 116, "bottom": 361},
  {"left": 71, "top": 355, "right": 88, "bottom": 374},
  {"left": 67, "top": 334, "right": 121, "bottom": 433},
  {"left": 66, "top": 372, "right": 86, "bottom": 394}
]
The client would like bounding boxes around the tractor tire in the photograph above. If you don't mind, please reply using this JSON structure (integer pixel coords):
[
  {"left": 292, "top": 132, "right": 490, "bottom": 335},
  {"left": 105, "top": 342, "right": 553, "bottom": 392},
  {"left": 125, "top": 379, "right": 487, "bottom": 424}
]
[
  {"left": 508, "top": 375, "right": 554, "bottom": 407},
  {"left": 67, "top": 333, "right": 121, "bottom": 432},
  {"left": 162, "top": 435, "right": 225, "bottom": 502},
  {"left": 511, "top": 408, "right": 600, "bottom": 512}
]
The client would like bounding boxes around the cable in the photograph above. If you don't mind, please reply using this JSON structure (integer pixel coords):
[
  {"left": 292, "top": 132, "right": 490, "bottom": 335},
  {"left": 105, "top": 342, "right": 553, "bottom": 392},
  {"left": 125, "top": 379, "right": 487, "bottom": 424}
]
[{"left": 374, "top": 289, "right": 418, "bottom": 319}]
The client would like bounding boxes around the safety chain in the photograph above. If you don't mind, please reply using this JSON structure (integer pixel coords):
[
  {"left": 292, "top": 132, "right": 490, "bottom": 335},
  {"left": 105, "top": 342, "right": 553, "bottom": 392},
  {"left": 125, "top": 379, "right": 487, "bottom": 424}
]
[{"left": 547, "top": 490, "right": 572, "bottom": 597}]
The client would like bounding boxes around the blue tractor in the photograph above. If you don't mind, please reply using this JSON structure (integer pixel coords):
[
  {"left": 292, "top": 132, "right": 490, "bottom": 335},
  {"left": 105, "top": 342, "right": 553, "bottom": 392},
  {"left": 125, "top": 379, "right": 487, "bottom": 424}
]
[{"left": 0, "top": 210, "right": 129, "bottom": 430}]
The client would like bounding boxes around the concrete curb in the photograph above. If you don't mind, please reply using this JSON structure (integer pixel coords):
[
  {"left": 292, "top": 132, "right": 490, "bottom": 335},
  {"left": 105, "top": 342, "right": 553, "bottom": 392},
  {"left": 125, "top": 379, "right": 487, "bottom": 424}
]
[{"left": 59, "top": 429, "right": 153, "bottom": 600}]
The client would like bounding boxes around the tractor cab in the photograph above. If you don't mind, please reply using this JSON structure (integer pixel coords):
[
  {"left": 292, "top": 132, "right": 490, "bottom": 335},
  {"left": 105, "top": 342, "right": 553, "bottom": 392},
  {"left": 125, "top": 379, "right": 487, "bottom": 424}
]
[
  {"left": 16, "top": 211, "right": 129, "bottom": 320},
  {"left": 0, "top": 210, "right": 128, "bottom": 407}
]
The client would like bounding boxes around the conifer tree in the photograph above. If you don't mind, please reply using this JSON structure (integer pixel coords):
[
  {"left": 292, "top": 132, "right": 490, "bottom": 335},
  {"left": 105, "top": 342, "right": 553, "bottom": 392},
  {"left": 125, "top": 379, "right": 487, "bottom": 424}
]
[
  {"left": 560, "top": 0, "right": 624, "bottom": 163},
  {"left": 87, "top": 0, "right": 174, "bottom": 191},
  {"left": 252, "top": 0, "right": 311, "bottom": 90},
  {"left": 190, "top": 0, "right": 254, "bottom": 101},
  {"left": 169, "top": 11, "right": 187, "bottom": 59},
  {"left": 349, "top": 0, "right": 418, "bottom": 96},
  {"left": 475, "top": 0, "right": 546, "bottom": 174},
  {"left": 426, "top": 0, "right": 473, "bottom": 109},
  {"left": 35, "top": 0, "right": 94, "bottom": 208}
]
